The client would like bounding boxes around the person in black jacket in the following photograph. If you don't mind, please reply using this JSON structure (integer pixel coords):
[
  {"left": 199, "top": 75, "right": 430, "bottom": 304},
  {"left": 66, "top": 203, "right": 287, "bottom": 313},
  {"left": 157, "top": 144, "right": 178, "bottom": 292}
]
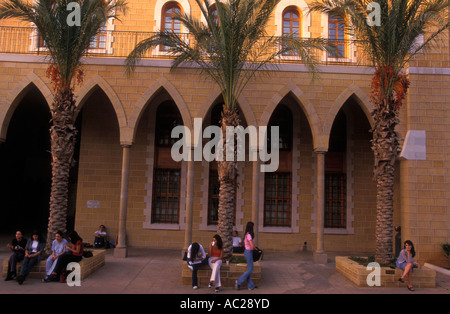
[
  {"left": 16, "top": 231, "right": 45, "bottom": 285},
  {"left": 4, "top": 230, "right": 27, "bottom": 281}
]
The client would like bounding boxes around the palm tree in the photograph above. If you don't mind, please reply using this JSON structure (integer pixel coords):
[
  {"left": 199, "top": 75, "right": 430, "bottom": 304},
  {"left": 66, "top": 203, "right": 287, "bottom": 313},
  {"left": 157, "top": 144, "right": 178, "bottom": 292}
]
[
  {"left": 0, "top": 0, "right": 128, "bottom": 252},
  {"left": 126, "top": 0, "right": 326, "bottom": 259},
  {"left": 310, "top": 0, "right": 449, "bottom": 264}
]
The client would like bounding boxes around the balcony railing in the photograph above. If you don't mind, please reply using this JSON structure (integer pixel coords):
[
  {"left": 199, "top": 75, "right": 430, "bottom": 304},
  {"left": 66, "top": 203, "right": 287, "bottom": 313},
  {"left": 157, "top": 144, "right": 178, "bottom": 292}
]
[{"left": 0, "top": 26, "right": 367, "bottom": 66}]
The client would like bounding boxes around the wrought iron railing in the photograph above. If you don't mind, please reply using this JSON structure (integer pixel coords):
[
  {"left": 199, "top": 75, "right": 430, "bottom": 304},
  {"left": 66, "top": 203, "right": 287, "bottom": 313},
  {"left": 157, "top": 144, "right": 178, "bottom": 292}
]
[{"left": 0, "top": 26, "right": 366, "bottom": 66}]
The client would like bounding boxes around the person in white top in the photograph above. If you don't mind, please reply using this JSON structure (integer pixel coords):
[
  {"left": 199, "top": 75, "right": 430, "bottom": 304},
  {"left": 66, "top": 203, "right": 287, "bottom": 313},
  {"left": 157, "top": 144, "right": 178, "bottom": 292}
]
[
  {"left": 45, "top": 231, "right": 69, "bottom": 279},
  {"left": 94, "top": 225, "right": 107, "bottom": 248},
  {"left": 186, "top": 242, "right": 208, "bottom": 289},
  {"left": 232, "top": 230, "right": 244, "bottom": 253}
]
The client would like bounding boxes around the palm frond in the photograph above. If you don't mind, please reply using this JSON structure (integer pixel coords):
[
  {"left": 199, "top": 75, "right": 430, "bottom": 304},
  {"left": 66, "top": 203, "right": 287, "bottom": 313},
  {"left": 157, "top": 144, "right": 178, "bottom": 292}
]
[
  {"left": 126, "top": 0, "right": 323, "bottom": 109},
  {"left": 0, "top": 0, "right": 128, "bottom": 87}
]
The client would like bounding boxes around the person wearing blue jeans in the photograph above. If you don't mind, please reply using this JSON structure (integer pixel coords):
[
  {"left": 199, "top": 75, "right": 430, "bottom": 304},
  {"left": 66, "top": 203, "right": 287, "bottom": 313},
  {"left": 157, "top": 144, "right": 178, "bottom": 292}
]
[
  {"left": 187, "top": 242, "right": 208, "bottom": 289},
  {"left": 235, "top": 222, "right": 257, "bottom": 290},
  {"left": 16, "top": 231, "right": 45, "bottom": 285}
]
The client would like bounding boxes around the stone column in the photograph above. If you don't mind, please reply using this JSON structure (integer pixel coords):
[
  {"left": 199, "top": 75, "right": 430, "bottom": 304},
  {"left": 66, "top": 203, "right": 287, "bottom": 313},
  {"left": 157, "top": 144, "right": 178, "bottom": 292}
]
[
  {"left": 183, "top": 152, "right": 195, "bottom": 256},
  {"left": 114, "top": 144, "right": 131, "bottom": 258},
  {"left": 314, "top": 149, "right": 328, "bottom": 264},
  {"left": 251, "top": 159, "right": 260, "bottom": 240}
]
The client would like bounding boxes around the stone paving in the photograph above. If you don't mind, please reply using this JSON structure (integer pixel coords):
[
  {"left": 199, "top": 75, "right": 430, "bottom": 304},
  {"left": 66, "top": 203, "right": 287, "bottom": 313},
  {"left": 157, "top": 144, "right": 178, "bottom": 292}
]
[{"left": 1, "top": 246, "right": 449, "bottom": 295}]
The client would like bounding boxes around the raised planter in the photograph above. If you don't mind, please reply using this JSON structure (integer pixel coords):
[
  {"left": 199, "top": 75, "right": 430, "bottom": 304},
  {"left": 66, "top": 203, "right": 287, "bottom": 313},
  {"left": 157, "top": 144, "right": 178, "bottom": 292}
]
[
  {"left": 2, "top": 249, "right": 106, "bottom": 281},
  {"left": 336, "top": 256, "right": 436, "bottom": 288},
  {"left": 181, "top": 261, "right": 261, "bottom": 288}
]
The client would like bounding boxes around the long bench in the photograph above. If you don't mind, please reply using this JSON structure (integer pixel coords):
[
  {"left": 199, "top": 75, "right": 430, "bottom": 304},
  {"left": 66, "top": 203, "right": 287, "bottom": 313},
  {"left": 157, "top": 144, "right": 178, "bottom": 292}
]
[
  {"left": 181, "top": 260, "right": 261, "bottom": 288},
  {"left": 2, "top": 249, "right": 106, "bottom": 281}
]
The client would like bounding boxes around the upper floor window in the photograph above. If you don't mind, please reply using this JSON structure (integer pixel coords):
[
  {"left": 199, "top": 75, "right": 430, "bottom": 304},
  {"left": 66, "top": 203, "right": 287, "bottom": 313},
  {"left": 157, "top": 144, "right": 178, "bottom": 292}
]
[
  {"left": 161, "top": 2, "right": 182, "bottom": 51},
  {"left": 162, "top": 2, "right": 182, "bottom": 34},
  {"left": 282, "top": 6, "right": 301, "bottom": 56},
  {"left": 282, "top": 6, "right": 301, "bottom": 37},
  {"left": 328, "top": 14, "right": 345, "bottom": 58}
]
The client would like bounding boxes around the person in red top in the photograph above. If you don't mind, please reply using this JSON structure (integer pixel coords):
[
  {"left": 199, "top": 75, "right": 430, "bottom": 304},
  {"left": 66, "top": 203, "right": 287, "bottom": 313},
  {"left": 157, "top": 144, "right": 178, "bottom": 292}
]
[
  {"left": 44, "top": 231, "right": 84, "bottom": 282},
  {"left": 208, "top": 234, "right": 224, "bottom": 292}
]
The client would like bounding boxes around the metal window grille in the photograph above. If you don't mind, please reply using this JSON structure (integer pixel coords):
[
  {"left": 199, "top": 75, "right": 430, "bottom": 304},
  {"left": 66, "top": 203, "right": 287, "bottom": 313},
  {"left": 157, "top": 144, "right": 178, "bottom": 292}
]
[{"left": 264, "top": 172, "right": 291, "bottom": 227}]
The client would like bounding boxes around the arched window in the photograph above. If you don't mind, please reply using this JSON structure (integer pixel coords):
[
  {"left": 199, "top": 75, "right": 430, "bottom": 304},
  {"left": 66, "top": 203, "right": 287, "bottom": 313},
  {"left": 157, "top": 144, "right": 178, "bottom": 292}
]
[
  {"left": 282, "top": 6, "right": 301, "bottom": 56},
  {"left": 325, "top": 110, "right": 347, "bottom": 228},
  {"left": 152, "top": 101, "right": 183, "bottom": 224},
  {"left": 328, "top": 14, "right": 345, "bottom": 58},
  {"left": 264, "top": 105, "right": 293, "bottom": 227},
  {"left": 282, "top": 6, "right": 301, "bottom": 37},
  {"left": 162, "top": 2, "right": 182, "bottom": 33},
  {"left": 161, "top": 1, "right": 182, "bottom": 51}
]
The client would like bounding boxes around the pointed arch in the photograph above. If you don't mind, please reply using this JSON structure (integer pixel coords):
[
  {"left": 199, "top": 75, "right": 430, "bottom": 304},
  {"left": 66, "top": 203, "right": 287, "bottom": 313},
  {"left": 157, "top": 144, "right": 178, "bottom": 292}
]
[
  {"left": 74, "top": 75, "right": 128, "bottom": 144},
  {"left": 0, "top": 73, "right": 52, "bottom": 141},
  {"left": 260, "top": 82, "right": 323, "bottom": 150},
  {"left": 128, "top": 76, "right": 193, "bottom": 144},
  {"left": 323, "top": 84, "right": 374, "bottom": 143},
  {"left": 198, "top": 86, "right": 258, "bottom": 128}
]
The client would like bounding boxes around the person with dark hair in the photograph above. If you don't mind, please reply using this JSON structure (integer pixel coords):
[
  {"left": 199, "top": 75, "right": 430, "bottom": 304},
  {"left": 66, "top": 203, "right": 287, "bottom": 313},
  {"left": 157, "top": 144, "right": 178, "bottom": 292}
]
[
  {"left": 44, "top": 231, "right": 68, "bottom": 280},
  {"left": 397, "top": 240, "right": 421, "bottom": 291},
  {"left": 208, "top": 234, "right": 224, "bottom": 292},
  {"left": 186, "top": 242, "right": 208, "bottom": 289},
  {"left": 94, "top": 225, "right": 107, "bottom": 248},
  {"left": 16, "top": 231, "right": 45, "bottom": 285},
  {"left": 5, "top": 230, "right": 27, "bottom": 281},
  {"left": 232, "top": 230, "right": 244, "bottom": 253},
  {"left": 44, "top": 231, "right": 84, "bottom": 282},
  {"left": 235, "top": 221, "right": 257, "bottom": 290}
]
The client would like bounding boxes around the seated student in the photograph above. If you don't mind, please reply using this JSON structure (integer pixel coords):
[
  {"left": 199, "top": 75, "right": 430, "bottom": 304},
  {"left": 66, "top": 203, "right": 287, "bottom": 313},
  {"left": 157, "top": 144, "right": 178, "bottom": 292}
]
[
  {"left": 186, "top": 242, "right": 208, "bottom": 289},
  {"left": 16, "top": 231, "right": 45, "bottom": 285},
  {"left": 94, "top": 225, "right": 107, "bottom": 248},
  {"left": 44, "top": 231, "right": 84, "bottom": 282},
  {"left": 208, "top": 234, "right": 224, "bottom": 292},
  {"left": 44, "top": 231, "right": 68, "bottom": 281},
  {"left": 5, "top": 230, "right": 27, "bottom": 281},
  {"left": 232, "top": 230, "right": 244, "bottom": 253}
]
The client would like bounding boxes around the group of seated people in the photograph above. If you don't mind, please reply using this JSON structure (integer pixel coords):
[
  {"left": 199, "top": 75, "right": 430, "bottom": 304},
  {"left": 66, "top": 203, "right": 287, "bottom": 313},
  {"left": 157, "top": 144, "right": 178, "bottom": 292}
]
[
  {"left": 4, "top": 229, "right": 84, "bottom": 284},
  {"left": 186, "top": 230, "right": 244, "bottom": 292},
  {"left": 4, "top": 225, "right": 111, "bottom": 284}
]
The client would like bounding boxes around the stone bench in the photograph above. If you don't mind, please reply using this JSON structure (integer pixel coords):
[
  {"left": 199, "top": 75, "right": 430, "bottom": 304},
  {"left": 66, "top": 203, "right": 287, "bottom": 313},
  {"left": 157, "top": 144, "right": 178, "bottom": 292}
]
[
  {"left": 181, "top": 260, "right": 261, "bottom": 288},
  {"left": 336, "top": 256, "right": 436, "bottom": 288},
  {"left": 2, "top": 249, "right": 106, "bottom": 281}
]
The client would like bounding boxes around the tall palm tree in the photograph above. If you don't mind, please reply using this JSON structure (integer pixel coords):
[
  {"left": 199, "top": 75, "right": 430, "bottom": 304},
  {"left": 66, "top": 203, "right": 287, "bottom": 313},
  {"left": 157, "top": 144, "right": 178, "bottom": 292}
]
[
  {"left": 0, "top": 0, "right": 128, "bottom": 252},
  {"left": 310, "top": 0, "right": 449, "bottom": 264},
  {"left": 126, "top": 0, "right": 326, "bottom": 259}
]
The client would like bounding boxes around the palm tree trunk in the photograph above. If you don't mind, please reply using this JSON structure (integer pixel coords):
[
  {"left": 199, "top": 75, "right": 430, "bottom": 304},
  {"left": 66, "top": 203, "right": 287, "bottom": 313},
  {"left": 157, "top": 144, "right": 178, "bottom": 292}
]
[
  {"left": 371, "top": 101, "right": 400, "bottom": 265},
  {"left": 217, "top": 104, "right": 240, "bottom": 260},
  {"left": 45, "top": 86, "right": 77, "bottom": 253}
]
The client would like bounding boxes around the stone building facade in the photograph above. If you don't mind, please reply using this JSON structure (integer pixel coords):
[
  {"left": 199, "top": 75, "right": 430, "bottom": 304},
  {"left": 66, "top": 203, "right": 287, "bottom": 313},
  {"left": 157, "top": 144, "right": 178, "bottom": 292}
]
[{"left": 0, "top": 0, "right": 448, "bottom": 266}]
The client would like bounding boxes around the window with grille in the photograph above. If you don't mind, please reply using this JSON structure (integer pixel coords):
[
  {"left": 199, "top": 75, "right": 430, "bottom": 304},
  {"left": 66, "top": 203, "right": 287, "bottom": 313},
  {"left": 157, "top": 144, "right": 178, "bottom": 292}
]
[
  {"left": 208, "top": 170, "right": 220, "bottom": 225},
  {"left": 328, "top": 14, "right": 345, "bottom": 58},
  {"left": 325, "top": 173, "right": 346, "bottom": 228},
  {"left": 264, "top": 172, "right": 291, "bottom": 227},
  {"left": 152, "top": 169, "right": 180, "bottom": 223}
]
